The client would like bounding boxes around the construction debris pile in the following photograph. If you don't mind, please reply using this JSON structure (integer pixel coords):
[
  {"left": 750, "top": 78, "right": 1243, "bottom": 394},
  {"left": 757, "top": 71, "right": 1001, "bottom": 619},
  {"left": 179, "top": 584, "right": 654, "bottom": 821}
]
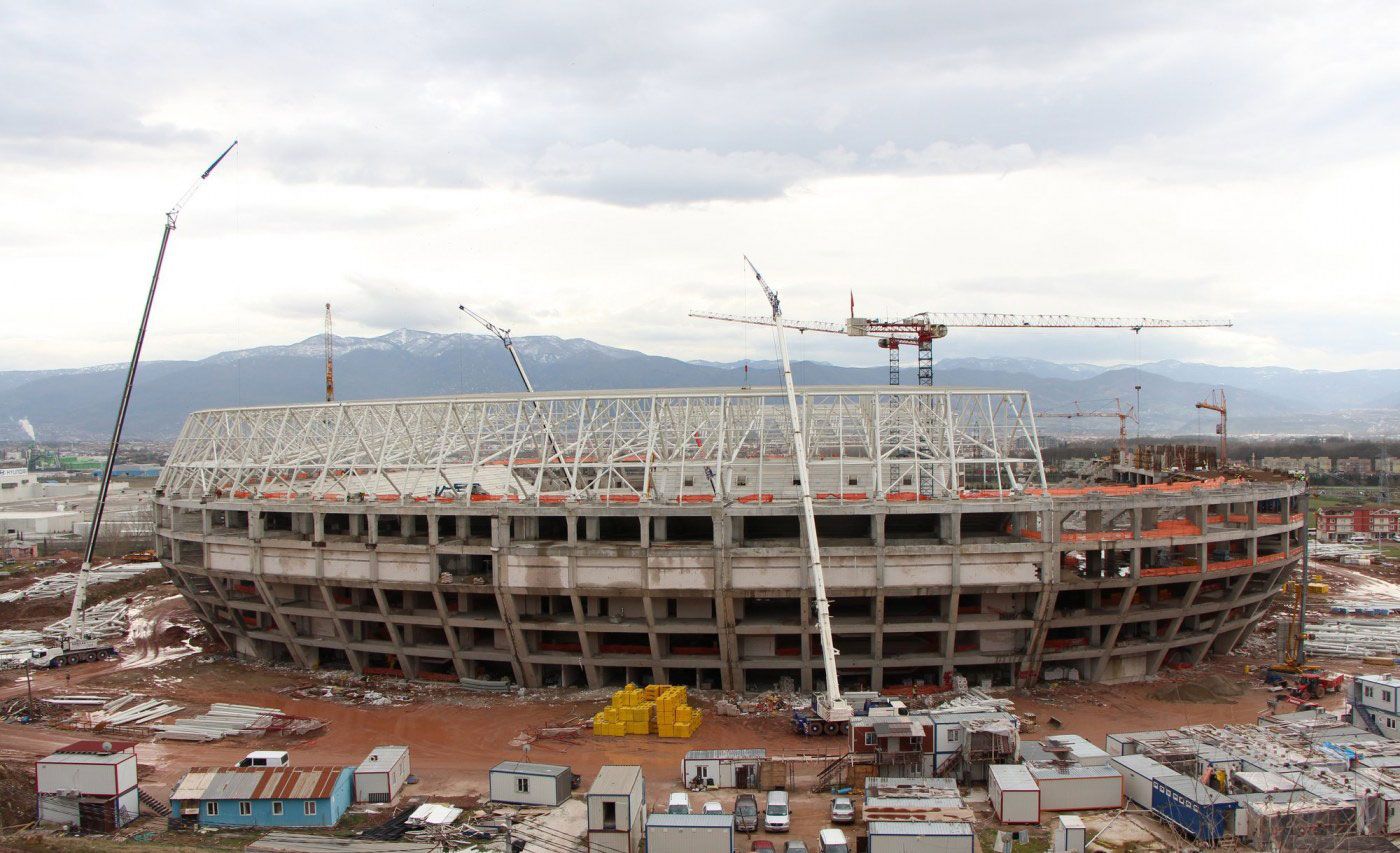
[
  {"left": 592, "top": 683, "right": 700, "bottom": 738},
  {"left": 153, "top": 702, "right": 326, "bottom": 742},
  {"left": 0, "top": 561, "right": 160, "bottom": 603}
]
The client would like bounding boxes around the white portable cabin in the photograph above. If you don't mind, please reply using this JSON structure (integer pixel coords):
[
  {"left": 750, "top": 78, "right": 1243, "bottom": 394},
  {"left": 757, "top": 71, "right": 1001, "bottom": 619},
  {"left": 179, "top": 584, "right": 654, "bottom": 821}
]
[
  {"left": 866, "top": 821, "right": 974, "bottom": 853},
  {"left": 988, "top": 765, "right": 1040, "bottom": 825},
  {"left": 644, "top": 812, "right": 734, "bottom": 853},
  {"left": 490, "top": 761, "right": 573, "bottom": 807},
  {"left": 681, "top": 749, "right": 765, "bottom": 789},
  {"left": 1052, "top": 816, "right": 1085, "bottom": 853},
  {"left": 1104, "top": 730, "right": 1179, "bottom": 757},
  {"left": 1354, "top": 675, "right": 1400, "bottom": 739},
  {"left": 1021, "top": 736, "right": 1108, "bottom": 767},
  {"left": 1109, "top": 754, "right": 1177, "bottom": 808},
  {"left": 588, "top": 765, "right": 645, "bottom": 853},
  {"left": 354, "top": 746, "right": 411, "bottom": 803},
  {"left": 1028, "top": 765, "right": 1124, "bottom": 812},
  {"left": 35, "top": 741, "right": 140, "bottom": 832}
]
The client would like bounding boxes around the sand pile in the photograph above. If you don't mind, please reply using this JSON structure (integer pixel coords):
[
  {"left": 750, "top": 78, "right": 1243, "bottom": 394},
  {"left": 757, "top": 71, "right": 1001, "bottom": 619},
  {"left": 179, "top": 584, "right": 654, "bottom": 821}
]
[{"left": 1149, "top": 673, "right": 1247, "bottom": 703}]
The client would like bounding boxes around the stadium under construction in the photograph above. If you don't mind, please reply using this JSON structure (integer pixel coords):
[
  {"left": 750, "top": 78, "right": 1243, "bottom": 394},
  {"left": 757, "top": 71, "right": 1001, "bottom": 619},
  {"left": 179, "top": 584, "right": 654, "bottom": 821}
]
[{"left": 152, "top": 386, "right": 1305, "bottom": 691}]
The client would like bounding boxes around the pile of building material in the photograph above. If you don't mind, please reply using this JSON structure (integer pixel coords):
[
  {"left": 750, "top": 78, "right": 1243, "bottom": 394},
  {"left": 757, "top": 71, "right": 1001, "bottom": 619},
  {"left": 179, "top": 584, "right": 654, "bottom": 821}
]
[
  {"left": 592, "top": 683, "right": 700, "bottom": 738},
  {"left": 932, "top": 688, "right": 1015, "bottom": 713},
  {"left": 152, "top": 702, "right": 325, "bottom": 742},
  {"left": 1306, "top": 619, "right": 1400, "bottom": 659},
  {"left": 43, "top": 598, "right": 128, "bottom": 639},
  {"left": 86, "top": 694, "right": 183, "bottom": 728},
  {"left": 0, "top": 561, "right": 159, "bottom": 603}
]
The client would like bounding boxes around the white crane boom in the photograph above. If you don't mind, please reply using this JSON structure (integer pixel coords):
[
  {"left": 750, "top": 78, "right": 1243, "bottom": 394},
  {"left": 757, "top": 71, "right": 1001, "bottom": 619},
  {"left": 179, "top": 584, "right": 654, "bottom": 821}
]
[
  {"left": 689, "top": 309, "right": 1231, "bottom": 333},
  {"left": 459, "top": 304, "right": 535, "bottom": 392},
  {"left": 744, "top": 257, "right": 851, "bottom": 722}
]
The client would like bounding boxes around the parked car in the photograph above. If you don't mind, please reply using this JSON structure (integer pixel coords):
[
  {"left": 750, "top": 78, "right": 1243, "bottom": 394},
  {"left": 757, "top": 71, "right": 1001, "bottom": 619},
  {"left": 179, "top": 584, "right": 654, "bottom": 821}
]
[
  {"left": 829, "top": 797, "right": 855, "bottom": 824},
  {"left": 734, "top": 794, "right": 759, "bottom": 832},
  {"left": 703, "top": 800, "right": 724, "bottom": 815},
  {"left": 752, "top": 841, "right": 776, "bottom": 853},
  {"left": 784, "top": 841, "right": 810, "bottom": 853},
  {"left": 818, "top": 829, "right": 849, "bottom": 853},
  {"left": 763, "top": 791, "right": 790, "bottom": 832},
  {"left": 668, "top": 792, "right": 691, "bottom": 815}
]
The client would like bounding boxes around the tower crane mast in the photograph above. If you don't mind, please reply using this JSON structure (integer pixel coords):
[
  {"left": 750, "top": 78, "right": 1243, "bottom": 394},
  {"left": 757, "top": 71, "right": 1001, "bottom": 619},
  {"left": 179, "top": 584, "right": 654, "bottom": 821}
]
[
  {"left": 1195, "top": 389, "right": 1228, "bottom": 468},
  {"left": 324, "top": 303, "right": 334, "bottom": 402}
]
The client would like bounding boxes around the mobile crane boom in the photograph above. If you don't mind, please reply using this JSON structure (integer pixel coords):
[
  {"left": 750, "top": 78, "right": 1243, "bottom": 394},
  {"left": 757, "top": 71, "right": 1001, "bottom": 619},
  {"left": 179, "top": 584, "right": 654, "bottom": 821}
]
[
  {"left": 745, "top": 258, "right": 851, "bottom": 728},
  {"left": 459, "top": 304, "right": 535, "bottom": 392},
  {"left": 37, "top": 140, "right": 237, "bottom": 668}
]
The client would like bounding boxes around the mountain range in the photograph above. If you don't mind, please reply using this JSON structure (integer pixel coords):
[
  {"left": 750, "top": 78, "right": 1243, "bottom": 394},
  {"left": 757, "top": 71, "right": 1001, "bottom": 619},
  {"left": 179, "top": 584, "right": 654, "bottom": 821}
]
[{"left": 2, "top": 330, "right": 1396, "bottom": 441}]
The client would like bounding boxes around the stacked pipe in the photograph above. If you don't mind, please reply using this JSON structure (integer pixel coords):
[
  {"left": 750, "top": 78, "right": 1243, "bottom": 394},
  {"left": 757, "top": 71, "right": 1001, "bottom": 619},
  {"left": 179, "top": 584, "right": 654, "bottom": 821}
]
[
  {"left": 1305, "top": 619, "right": 1400, "bottom": 659},
  {"left": 152, "top": 702, "right": 287, "bottom": 742}
]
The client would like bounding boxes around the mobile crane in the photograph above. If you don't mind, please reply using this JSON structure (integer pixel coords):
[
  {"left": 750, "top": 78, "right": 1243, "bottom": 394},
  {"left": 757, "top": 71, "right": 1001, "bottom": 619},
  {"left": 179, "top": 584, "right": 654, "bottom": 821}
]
[
  {"left": 741, "top": 258, "right": 853, "bottom": 736},
  {"left": 29, "top": 141, "right": 237, "bottom": 669}
]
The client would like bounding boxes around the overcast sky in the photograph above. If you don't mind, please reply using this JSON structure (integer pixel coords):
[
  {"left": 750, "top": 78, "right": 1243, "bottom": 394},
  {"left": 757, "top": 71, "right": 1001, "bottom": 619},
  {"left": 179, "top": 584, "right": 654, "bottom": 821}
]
[{"left": 4, "top": 1, "right": 1398, "bottom": 373}]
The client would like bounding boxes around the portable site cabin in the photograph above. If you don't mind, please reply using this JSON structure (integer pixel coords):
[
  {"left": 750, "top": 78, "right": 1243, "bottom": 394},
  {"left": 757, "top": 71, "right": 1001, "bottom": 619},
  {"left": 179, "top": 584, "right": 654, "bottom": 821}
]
[
  {"left": 354, "top": 746, "right": 411, "bottom": 803},
  {"left": 863, "top": 777, "right": 967, "bottom": 823},
  {"left": 35, "top": 741, "right": 140, "bottom": 832},
  {"left": 865, "top": 820, "right": 975, "bottom": 853},
  {"left": 988, "top": 765, "right": 1040, "bottom": 824},
  {"left": 1027, "top": 765, "right": 1123, "bottom": 812},
  {"left": 169, "top": 765, "right": 356, "bottom": 828},
  {"left": 489, "top": 761, "right": 573, "bottom": 807},
  {"left": 1020, "top": 736, "right": 1108, "bottom": 767},
  {"left": 587, "top": 765, "right": 645, "bottom": 853},
  {"left": 644, "top": 812, "right": 734, "bottom": 853},
  {"left": 1052, "top": 816, "right": 1085, "bottom": 853},
  {"left": 1104, "top": 730, "right": 1178, "bottom": 757},
  {"left": 1108, "top": 754, "right": 1177, "bottom": 808},
  {"left": 682, "top": 749, "right": 764, "bottom": 789},
  {"left": 1150, "top": 773, "right": 1239, "bottom": 843}
]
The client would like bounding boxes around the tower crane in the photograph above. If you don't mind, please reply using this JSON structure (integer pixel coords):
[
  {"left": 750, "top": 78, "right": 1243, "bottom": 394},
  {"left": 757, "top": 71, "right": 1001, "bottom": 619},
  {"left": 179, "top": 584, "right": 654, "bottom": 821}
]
[
  {"left": 459, "top": 305, "right": 535, "bottom": 392},
  {"left": 689, "top": 307, "right": 1232, "bottom": 386},
  {"left": 30, "top": 140, "right": 237, "bottom": 669},
  {"left": 1195, "top": 389, "right": 1228, "bottom": 468},
  {"left": 744, "top": 257, "right": 852, "bottom": 735},
  {"left": 1037, "top": 399, "right": 1137, "bottom": 463},
  {"left": 324, "top": 303, "right": 334, "bottom": 402}
]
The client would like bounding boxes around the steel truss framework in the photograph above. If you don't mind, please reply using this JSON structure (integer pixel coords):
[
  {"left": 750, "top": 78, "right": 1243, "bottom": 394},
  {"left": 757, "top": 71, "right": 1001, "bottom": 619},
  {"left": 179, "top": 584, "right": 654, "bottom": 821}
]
[{"left": 157, "top": 386, "right": 1049, "bottom": 504}]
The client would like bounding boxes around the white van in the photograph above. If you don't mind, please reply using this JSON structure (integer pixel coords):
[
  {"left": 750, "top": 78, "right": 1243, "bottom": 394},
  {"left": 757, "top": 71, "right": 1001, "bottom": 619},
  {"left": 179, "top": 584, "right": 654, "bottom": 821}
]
[
  {"left": 764, "top": 790, "right": 790, "bottom": 832},
  {"left": 819, "top": 828, "right": 849, "bottom": 853},
  {"left": 667, "top": 792, "right": 691, "bottom": 815},
  {"left": 238, "top": 750, "right": 289, "bottom": 767}
]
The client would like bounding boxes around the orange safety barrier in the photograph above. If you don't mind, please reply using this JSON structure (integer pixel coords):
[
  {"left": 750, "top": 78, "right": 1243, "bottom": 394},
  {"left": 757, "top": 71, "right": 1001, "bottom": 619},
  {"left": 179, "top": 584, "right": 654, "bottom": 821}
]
[
  {"left": 412, "top": 496, "right": 430, "bottom": 502},
  {"left": 736, "top": 493, "right": 775, "bottom": 503},
  {"left": 1208, "top": 557, "right": 1253, "bottom": 571},
  {"left": 961, "top": 489, "right": 1016, "bottom": 500},
  {"left": 677, "top": 495, "right": 715, "bottom": 504},
  {"left": 600, "top": 494, "right": 641, "bottom": 504},
  {"left": 233, "top": 490, "right": 252, "bottom": 499},
  {"left": 317, "top": 494, "right": 345, "bottom": 501},
  {"left": 436, "top": 495, "right": 456, "bottom": 503},
  {"left": 538, "top": 495, "right": 569, "bottom": 504},
  {"left": 885, "top": 491, "right": 929, "bottom": 502},
  {"left": 376, "top": 494, "right": 401, "bottom": 502},
  {"left": 470, "top": 493, "right": 520, "bottom": 502},
  {"left": 362, "top": 667, "right": 406, "bottom": 678},
  {"left": 1228, "top": 514, "right": 1249, "bottom": 524},
  {"left": 815, "top": 492, "right": 869, "bottom": 501},
  {"left": 1141, "top": 565, "right": 1200, "bottom": 577}
]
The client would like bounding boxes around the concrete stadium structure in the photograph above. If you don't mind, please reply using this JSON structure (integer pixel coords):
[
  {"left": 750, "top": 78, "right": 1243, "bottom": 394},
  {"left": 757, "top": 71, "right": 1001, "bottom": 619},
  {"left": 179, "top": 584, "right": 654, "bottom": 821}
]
[{"left": 153, "top": 386, "right": 1306, "bottom": 691}]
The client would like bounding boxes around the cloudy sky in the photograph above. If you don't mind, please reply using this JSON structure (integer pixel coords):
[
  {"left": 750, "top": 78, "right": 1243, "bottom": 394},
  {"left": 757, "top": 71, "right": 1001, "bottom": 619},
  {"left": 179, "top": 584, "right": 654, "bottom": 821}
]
[{"left": 4, "top": 1, "right": 1398, "bottom": 373}]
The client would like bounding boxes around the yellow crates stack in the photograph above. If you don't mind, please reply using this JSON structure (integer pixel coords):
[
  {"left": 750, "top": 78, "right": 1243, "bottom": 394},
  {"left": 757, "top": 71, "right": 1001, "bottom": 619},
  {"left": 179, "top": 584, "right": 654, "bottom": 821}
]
[
  {"left": 655, "top": 685, "right": 702, "bottom": 738},
  {"left": 592, "top": 705, "right": 626, "bottom": 736}
]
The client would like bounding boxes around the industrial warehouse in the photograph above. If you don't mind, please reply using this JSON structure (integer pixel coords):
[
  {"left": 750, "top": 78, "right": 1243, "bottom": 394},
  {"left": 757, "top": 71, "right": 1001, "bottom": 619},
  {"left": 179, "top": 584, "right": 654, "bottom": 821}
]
[{"left": 151, "top": 385, "right": 1306, "bottom": 692}]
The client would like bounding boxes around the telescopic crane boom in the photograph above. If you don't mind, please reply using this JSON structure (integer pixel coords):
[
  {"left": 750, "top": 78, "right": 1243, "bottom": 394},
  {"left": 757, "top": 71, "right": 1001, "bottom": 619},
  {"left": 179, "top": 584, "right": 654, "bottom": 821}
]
[
  {"left": 689, "top": 308, "right": 1232, "bottom": 386},
  {"left": 34, "top": 140, "right": 237, "bottom": 670},
  {"left": 744, "top": 257, "right": 852, "bottom": 730},
  {"left": 459, "top": 305, "right": 534, "bottom": 392}
]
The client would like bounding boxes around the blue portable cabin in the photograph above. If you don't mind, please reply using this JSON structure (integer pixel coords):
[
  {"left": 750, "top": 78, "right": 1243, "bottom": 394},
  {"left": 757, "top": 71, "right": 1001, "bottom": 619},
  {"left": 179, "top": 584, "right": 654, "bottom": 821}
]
[
  {"left": 169, "top": 765, "right": 355, "bottom": 828},
  {"left": 1150, "top": 773, "right": 1238, "bottom": 843}
]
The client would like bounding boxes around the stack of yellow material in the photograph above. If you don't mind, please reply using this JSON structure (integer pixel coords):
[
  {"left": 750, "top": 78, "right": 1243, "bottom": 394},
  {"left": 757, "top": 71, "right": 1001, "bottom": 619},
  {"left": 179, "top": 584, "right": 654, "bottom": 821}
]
[
  {"left": 592, "top": 705, "right": 625, "bottom": 736},
  {"left": 654, "top": 685, "right": 702, "bottom": 738}
]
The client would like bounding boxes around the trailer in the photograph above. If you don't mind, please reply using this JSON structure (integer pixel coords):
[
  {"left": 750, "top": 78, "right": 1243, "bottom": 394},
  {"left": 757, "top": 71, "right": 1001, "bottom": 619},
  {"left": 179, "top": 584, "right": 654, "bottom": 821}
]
[
  {"left": 988, "top": 765, "right": 1040, "bottom": 825},
  {"left": 489, "top": 761, "right": 572, "bottom": 807},
  {"left": 1052, "top": 816, "right": 1085, "bottom": 853},
  {"left": 644, "top": 812, "right": 734, "bottom": 853},
  {"left": 682, "top": 749, "right": 764, "bottom": 789},
  {"left": 354, "top": 746, "right": 411, "bottom": 803},
  {"left": 1108, "top": 754, "right": 1177, "bottom": 808},
  {"left": 1027, "top": 765, "right": 1123, "bottom": 812},
  {"left": 866, "top": 820, "right": 974, "bottom": 853},
  {"left": 1150, "top": 773, "right": 1239, "bottom": 843}
]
